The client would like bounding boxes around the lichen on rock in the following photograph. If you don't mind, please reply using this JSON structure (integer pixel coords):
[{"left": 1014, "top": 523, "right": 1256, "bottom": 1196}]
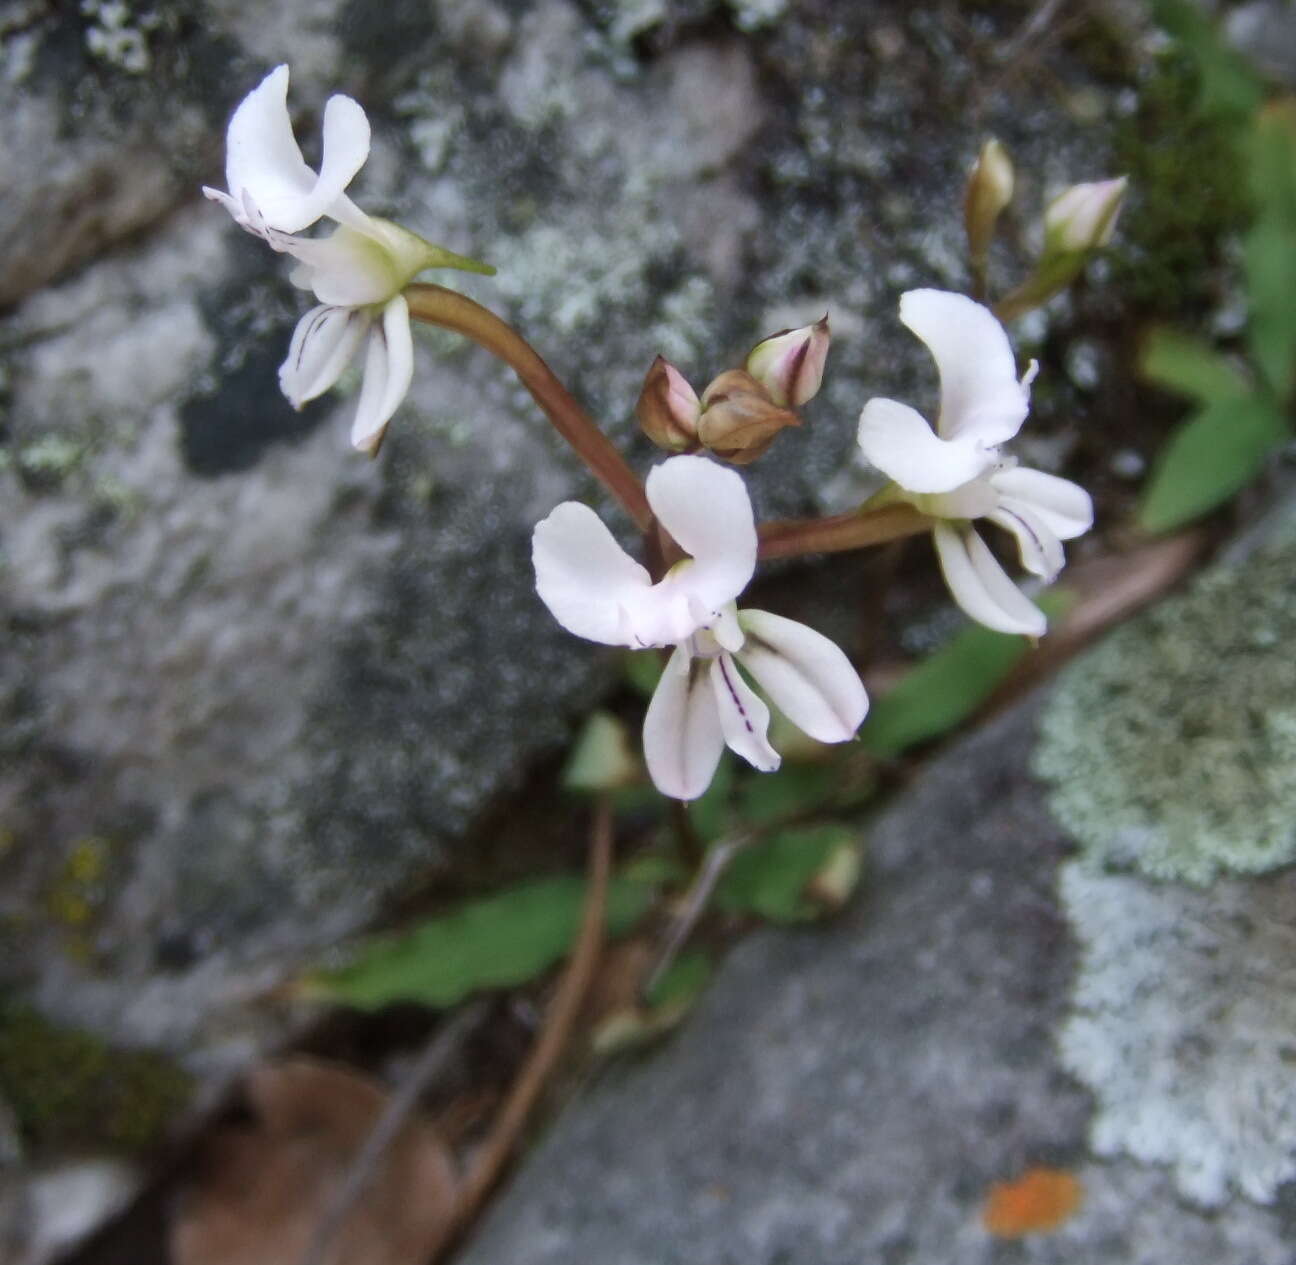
[
  {"left": 1035, "top": 528, "right": 1296, "bottom": 884},
  {"left": 1058, "top": 861, "right": 1296, "bottom": 1206}
]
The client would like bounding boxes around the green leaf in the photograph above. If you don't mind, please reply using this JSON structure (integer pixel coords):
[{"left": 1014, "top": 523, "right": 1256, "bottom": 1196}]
[
  {"left": 1244, "top": 216, "right": 1296, "bottom": 399},
  {"left": 643, "top": 949, "right": 714, "bottom": 1011},
  {"left": 623, "top": 650, "right": 664, "bottom": 699},
  {"left": 859, "top": 592, "right": 1072, "bottom": 760},
  {"left": 1248, "top": 100, "right": 1296, "bottom": 226},
  {"left": 687, "top": 754, "right": 734, "bottom": 842},
  {"left": 1138, "top": 395, "right": 1288, "bottom": 532},
  {"left": 311, "top": 873, "right": 659, "bottom": 1010},
  {"left": 737, "top": 763, "right": 842, "bottom": 827},
  {"left": 714, "top": 825, "right": 856, "bottom": 923},
  {"left": 1152, "top": 0, "right": 1265, "bottom": 120},
  {"left": 562, "top": 711, "right": 638, "bottom": 793},
  {"left": 1139, "top": 327, "right": 1251, "bottom": 403}
]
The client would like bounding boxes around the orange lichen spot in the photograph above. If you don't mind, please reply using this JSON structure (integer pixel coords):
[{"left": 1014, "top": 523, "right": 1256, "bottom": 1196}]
[{"left": 982, "top": 1166, "right": 1083, "bottom": 1238}]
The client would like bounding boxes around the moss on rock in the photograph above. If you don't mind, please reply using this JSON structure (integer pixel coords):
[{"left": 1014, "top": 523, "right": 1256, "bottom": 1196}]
[{"left": 0, "top": 1002, "right": 191, "bottom": 1156}]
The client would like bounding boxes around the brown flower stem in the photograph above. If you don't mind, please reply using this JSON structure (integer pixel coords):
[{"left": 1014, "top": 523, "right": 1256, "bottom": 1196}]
[
  {"left": 757, "top": 503, "right": 930, "bottom": 559},
  {"left": 445, "top": 794, "right": 613, "bottom": 1250},
  {"left": 405, "top": 284, "right": 652, "bottom": 532}
]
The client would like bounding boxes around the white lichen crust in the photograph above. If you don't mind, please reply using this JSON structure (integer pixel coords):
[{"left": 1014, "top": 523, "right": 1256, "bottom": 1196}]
[
  {"left": 1035, "top": 537, "right": 1296, "bottom": 884},
  {"left": 1059, "top": 862, "right": 1296, "bottom": 1206}
]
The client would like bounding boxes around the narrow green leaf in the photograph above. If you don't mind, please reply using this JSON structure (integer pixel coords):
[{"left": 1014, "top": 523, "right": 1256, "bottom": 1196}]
[
  {"left": 311, "top": 873, "right": 659, "bottom": 1010},
  {"left": 737, "top": 763, "right": 843, "bottom": 827},
  {"left": 1248, "top": 99, "right": 1296, "bottom": 227},
  {"left": 859, "top": 591, "right": 1072, "bottom": 760},
  {"left": 1152, "top": 0, "right": 1265, "bottom": 120},
  {"left": 686, "top": 754, "right": 734, "bottom": 842},
  {"left": 1140, "top": 327, "right": 1251, "bottom": 403},
  {"left": 643, "top": 949, "right": 714, "bottom": 1011},
  {"left": 714, "top": 825, "right": 855, "bottom": 923},
  {"left": 1244, "top": 217, "right": 1296, "bottom": 398},
  {"left": 1139, "top": 395, "right": 1288, "bottom": 532}
]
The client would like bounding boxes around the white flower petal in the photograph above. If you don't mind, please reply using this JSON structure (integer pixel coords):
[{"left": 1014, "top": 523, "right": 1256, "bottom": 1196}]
[
  {"left": 857, "top": 397, "right": 991, "bottom": 494},
  {"left": 221, "top": 66, "right": 370, "bottom": 235},
  {"left": 990, "top": 466, "right": 1093, "bottom": 540},
  {"left": 645, "top": 455, "right": 756, "bottom": 615},
  {"left": 351, "top": 296, "right": 414, "bottom": 454},
  {"left": 643, "top": 645, "right": 727, "bottom": 800},
  {"left": 735, "top": 610, "right": 868, "bottom": 743},
  {"left": 533, "top": 505, "right": 653, "bottom": 646},
  {"left": 987, "top": 503, "right": 1065, "bottom": 581},
  {"left": 899, "top": 289, "right": 1029, "bottom": 446},
  {"left": 277, "top": 225, "right": 397, "bottom": 306},
  {"left": 932, "top": 521, "right": 1046, "bottom": 637},
  {"left": 278, "top": 304, "right": 369, "bottom": 408},
  {"left": 312, "top": 93, "right": 372, "bottom": 220},
  {"left": 709, "top": 653, "right": 780, "bottom": 774}
]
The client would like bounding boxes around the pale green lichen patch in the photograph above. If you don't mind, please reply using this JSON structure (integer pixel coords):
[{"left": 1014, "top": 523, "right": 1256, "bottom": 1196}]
[
  {"left": 1058, "top": 861, "right": 1296, "bottom": 1206},
  {"left": 1035, "top": 532, "right": 1296, "bottom": 884}
]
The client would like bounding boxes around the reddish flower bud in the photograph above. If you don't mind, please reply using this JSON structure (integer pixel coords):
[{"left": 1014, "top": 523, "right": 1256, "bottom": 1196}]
[
  {"left": 636, "top": 355, "right": 701, "bottom": 452},
  {"left": 697, "top": 369, "right": 800, "bottom": 464},
  {"left": 745, "top": 316, "right": 830, "bottom": 408}
]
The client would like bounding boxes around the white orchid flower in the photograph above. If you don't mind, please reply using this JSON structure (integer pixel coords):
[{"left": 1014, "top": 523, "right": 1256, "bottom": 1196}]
[
  {"left": 857, "top": 289, "right": 1092, "bottom": 637},
  {"left": 533, "top": 455, "right": 869, "bottom": 800},
  {"left": 204, "top": 66, "right": 492, "bottom": 454}
]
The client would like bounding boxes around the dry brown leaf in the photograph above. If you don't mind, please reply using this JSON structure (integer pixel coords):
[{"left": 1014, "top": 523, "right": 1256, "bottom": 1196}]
[{"left": 172, "top": 1057, "right": 458, "bottom": 1265}]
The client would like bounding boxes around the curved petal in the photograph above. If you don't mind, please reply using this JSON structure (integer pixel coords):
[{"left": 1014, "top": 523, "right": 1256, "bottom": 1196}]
[
  {"left": 709, "top": 653, "right": 779, "bottom": 774},
  {"left": 932, "top": 522, "right": 1046, "bottom": 637},
  {"left": 899, "top": 289, "right": 1029, "bottom": 446},
  {"left": 223, "top": 66, "right": 317, "bottom": 231},
  {"left": 533, "top": 504, "right": 652, "bottom": 646},
  {"left": 990, "top": 466, "right": 1093, "bottom": 540},
  {"left": 311, "top": 93, "right": 371, "bottom": 220},
  {"left": 223, "top": 68, "right": 371, "bottom": 234},
  {"left": 857, "top": 397, "right": 991, "bottom": 494},
  {"left": 987, "top": 504, "right": 1065, "bottom": 581},
  {"left": 736, "top": 610, "right": 868, "bottom": 743},
  {"left": 645, "top": 455, "right": 756, "bottom": 614},
  {"left": 278, "top": 304, "right": 369, "bottom": 408},
  {"left": 350, "top": 296, "right": 414, "bottom": 454},
  {"left": 643, "top": 645, "right": 727, "bottom": 800}
]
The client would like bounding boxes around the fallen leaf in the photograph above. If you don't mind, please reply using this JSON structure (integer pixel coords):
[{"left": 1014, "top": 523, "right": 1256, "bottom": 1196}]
[
  {"left": 982, "top": 1166, "right": 1083, "bottom": 1238},
  {"left": 172, "top": 1057, "right": 458, "bottom": 1265}
]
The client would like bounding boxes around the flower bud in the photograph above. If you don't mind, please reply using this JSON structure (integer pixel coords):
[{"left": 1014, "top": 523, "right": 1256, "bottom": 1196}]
[
  {"left": 636, "top": 356, "right": 701, "bottom": 452},
  {"left": 964, "top": 138, "right": 1015, "bottom": 265},
  {"left": 1043, "top": 176, "right": 1128, "bottom": 253},
  {"left": 745, "top": 316, "right": 831, "bottom": 408},
  {"left": 696, "top": 369, "right": 800, "bottom": 464}
]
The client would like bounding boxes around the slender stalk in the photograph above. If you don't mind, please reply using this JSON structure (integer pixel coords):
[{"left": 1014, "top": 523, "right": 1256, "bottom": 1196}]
[
  {"left": 445, "top": 794, "right": 613, "bottom": 1249},
  {"left": 405, "top": 284, "right": 651, "bottom": 531},
  {"left": 758, "top": 503, "right": 930, "bottom": 559}
]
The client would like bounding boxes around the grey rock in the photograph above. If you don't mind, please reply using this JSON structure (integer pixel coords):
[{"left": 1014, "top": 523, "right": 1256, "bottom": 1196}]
[
  {"left": 457, "top": 700, "right": 1291, "bottom": 1264},
  {"left": 0, "top": 0, "right": 1132, "bottom": 1068}
]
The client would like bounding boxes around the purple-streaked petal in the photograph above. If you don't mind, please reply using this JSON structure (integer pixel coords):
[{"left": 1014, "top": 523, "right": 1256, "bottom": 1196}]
[
  {"left": 709, "top": 653, "right": 779, "bottom": 773},
  {"left": 735, "top": 610, "right": 868, "bottom": 743},
  {"left": 987, "top": 504, "right": 1065, "bottom": 581},
  {"left": 899, "top": 289, "right": 1029, "bottom": 446},
  {"left": 645, "top": 455, "right": 756, "bottom": 615},
  {"left": 278, "top": 304, "right": 369, "bottom": 408},
  {"left": 857, "top": 397, "right": 991, "bottom": 494},
  {"left": 932, "top": 521, "right": 1046, "bottom": 637},
  {"left": 643, "top": 645, "right": 727, "bottom": 800},
  {"left": 350, "top": 295, "right": 413, "bottom": 454},
  {"left": 533, "top": 505, "right": 653, "bottom": 646},
  {"left": 990, "top": 466, "right": 1093, "bottom": 540}
]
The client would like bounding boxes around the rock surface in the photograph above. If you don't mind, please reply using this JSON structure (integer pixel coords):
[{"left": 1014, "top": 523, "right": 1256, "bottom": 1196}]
[
  {"left": 0, "top": 0, "right": 1131, "bottom": 1067},
  {"left": 456, "top": 698, "right": 1293, "bottom": 1265}
]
